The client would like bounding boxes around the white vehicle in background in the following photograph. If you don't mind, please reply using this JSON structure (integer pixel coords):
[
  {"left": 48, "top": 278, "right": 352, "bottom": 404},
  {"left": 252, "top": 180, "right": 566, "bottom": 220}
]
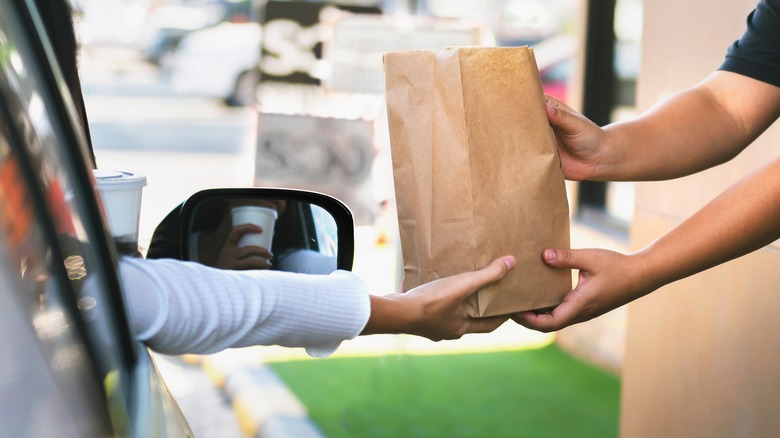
[
  {"left": 139, "top": 4, "right": 216, "bottom": 67},
  {"left": 167, "top": 21, "right": 261, "bottom": 106}
]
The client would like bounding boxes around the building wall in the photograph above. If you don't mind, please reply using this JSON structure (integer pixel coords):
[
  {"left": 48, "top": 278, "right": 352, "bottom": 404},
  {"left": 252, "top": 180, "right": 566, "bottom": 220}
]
[{"left": 620, "top": 0, "right": 780, "bottom": 436}]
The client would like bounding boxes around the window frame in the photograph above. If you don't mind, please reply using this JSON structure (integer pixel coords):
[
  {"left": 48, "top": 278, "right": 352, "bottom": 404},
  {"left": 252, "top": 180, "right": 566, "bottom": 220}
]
[{"left": 17, "top": 0, "right": 139, "bottom": 365}]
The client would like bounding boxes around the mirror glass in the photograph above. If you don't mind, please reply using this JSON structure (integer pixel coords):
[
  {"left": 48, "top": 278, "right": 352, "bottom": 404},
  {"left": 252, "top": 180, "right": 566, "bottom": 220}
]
[{"left": 185, "top": 196, "right": 342, "bottom": 274}]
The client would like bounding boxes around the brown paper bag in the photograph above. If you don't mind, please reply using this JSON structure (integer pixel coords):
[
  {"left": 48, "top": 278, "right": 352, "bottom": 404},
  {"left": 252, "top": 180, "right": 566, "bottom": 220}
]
[{"left": 383, "top": 46, "right": 571, "bottom": 317}]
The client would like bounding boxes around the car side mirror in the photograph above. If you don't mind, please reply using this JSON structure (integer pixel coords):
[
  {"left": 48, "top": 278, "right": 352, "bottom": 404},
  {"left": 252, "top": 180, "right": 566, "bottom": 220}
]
[{"left": 147, "top": 188, "right": 354, "bottom": 274}]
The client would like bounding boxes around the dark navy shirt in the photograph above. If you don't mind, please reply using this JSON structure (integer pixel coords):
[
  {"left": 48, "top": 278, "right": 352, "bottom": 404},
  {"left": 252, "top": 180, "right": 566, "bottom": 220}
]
[{"left": 720, "top": 0, "right": 780, "bottom": 87}]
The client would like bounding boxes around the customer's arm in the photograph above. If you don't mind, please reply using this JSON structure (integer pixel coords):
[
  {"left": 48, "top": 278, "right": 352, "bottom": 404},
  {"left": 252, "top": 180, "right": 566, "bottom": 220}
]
[
  {"left": 120, "top": 258, "right": 370, "bottom": 357},
  {"left": 121, "top": 255, "right": 515, "bottom": 356}
]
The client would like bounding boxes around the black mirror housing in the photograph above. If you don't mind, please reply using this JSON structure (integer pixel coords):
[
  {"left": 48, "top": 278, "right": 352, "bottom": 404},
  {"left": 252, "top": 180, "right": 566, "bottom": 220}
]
[{"left": 147, "top": 188, "right": 354, "bottom": 273}]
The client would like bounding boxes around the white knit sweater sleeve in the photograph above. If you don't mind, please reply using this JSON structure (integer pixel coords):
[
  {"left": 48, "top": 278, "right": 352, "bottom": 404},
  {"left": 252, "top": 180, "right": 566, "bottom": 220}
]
[{"left": 118, "top": 257, "right": 371, "bottom": 357}]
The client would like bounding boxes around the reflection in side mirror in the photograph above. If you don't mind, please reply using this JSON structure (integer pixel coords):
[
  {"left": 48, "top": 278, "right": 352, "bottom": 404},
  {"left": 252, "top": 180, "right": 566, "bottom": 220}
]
[{"left": 148, "top": 188, "right": 354, "bottom": 274}]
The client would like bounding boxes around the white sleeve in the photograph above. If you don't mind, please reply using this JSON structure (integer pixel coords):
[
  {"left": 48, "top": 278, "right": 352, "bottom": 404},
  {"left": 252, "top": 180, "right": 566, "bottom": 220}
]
[{"left": 119, "top": 257, "right": 370, "bottom": 357}]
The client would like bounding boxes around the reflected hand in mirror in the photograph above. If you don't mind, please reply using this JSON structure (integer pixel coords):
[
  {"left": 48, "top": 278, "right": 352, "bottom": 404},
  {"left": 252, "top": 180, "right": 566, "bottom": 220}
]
[
  {"left": 195, "top": 198, "right": 285, "bottom": 271},
  {"left": 213, "top": 223, "right": 274, "bottom": 270}
]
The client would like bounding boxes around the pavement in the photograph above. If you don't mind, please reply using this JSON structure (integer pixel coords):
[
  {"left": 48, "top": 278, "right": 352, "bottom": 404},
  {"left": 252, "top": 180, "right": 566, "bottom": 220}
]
[{"left": 154, "top": 351, "right": 324, "bottom": 438}]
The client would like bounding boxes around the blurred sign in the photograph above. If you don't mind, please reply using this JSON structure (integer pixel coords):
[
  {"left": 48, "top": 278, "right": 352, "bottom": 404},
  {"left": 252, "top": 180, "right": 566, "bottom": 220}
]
[
  {"left": 326, "top": 16, "right": 487, "bottom": 93},
  {"left": 255, "top": 113, "right": 379, "bottom": 224},
  {"left": 260, "top": 1, "right": 381, "bottom": 85}
]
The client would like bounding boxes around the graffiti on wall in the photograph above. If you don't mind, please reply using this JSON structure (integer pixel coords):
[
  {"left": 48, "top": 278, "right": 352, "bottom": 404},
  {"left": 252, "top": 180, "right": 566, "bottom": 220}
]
[{"left": 255, "top": 112, "right": 379, "bottom": 224}]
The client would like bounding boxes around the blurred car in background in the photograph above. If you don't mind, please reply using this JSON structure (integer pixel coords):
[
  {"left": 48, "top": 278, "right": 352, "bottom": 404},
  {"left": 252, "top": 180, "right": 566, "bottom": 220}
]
[
  {"left": 164, "top": 5, "right": 570, "bottom": 107},
  {"left": 140, "top": 0, "right": 259, "bottom": 69},
  {"left": 141, "top": 4, "right": 214, "bottom": 66},
  {"left": 532, "top": 33, "right": 577, "bottom": 101},
  {"left": 167, "top": 20, "right": 262, "bottom": 106},
  {"left": 539, "top": 58, "right": 571, "bottom": 101}
]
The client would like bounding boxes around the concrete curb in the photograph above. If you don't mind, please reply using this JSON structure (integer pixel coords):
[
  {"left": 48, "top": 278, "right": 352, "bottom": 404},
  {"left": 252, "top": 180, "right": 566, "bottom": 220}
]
[
  {"left": 195, "top": 355, "right": 324, "bottom": 438},
  {"left": 225, "top": 366, "right": 324, "bottom": 438}
]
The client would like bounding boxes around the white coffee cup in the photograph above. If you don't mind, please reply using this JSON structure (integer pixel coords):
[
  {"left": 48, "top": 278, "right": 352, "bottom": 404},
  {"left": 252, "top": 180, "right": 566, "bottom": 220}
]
[
  {"left": 231, "top": 205, "right": 278, "bottom": 250},
  {"left": 93, "top": 169, "right": 147, "bottom": 247}
]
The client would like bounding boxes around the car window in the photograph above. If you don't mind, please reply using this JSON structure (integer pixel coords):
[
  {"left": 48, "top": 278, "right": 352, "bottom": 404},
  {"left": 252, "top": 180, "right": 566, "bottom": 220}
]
[
  {"left": 311, "top": 203, "right": 338, "bottom": 256},
  {"left": 0, "top": 0, "right": 135, "bottom": 433}
]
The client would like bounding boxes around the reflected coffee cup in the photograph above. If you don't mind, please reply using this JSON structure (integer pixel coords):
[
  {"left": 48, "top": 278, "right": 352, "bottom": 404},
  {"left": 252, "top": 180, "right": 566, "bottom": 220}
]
[{"left": 231, "top": 205, "right": 278, "bottom": 250}]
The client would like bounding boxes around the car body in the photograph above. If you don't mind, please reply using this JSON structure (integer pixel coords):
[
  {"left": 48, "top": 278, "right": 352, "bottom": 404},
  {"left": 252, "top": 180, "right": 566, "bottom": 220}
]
[
  {"left": 0, "top": 1, "right": 193, "bottom": 436},
  {"left": 0, "top": 1, "right": 353, "bottom": 436}
]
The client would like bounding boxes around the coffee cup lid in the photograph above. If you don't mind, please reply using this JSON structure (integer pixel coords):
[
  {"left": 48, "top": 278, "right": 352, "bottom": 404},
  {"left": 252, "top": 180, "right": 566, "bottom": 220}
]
[
  {"left": 231, "top": 205, "right": 279, "bottom": 219},
  {"left": 93, "top": 169, "right": 147, "bottom": 190}
]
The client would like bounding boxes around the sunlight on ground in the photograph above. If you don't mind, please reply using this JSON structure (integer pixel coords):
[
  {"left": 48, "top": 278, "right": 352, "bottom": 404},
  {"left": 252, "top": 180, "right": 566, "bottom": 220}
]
[
  {"left": 187, "top": 322, "right": 555, "bottom": 389},
  {"left": 262, "top": 321, "right": 554, "bottom": 363}
]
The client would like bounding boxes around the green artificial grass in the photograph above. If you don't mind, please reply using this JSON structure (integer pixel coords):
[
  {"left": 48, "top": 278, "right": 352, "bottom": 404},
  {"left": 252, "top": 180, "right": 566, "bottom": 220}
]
[{"left": 269, "top": 344, "right": 620, "bottom": 438}]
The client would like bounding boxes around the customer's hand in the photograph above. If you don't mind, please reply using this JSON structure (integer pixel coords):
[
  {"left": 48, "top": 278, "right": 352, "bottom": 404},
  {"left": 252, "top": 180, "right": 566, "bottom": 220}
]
[
  {"left": 215, "top": 224, "right": 273, "bottom": 270},
  {"left": 544, "top": 94, "right": 607, "bottom": 181},
  {"left": 514, "top": 247, "right": 657, "bottom": 332},
  {"left": 363, "top": 256, "right": 517, "bottom": 341}
]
